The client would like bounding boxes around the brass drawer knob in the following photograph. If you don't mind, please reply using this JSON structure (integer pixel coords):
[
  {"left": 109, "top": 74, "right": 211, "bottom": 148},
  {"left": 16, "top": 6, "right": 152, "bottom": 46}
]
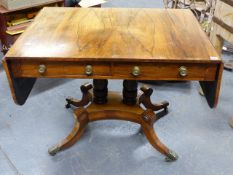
[
  {"left": 179, "top": 66, "right": 188, "bottom": 77},
  {"left": 38, "top": 64, "right": 46, "bottom": 74},
  {"left": 132, "top": 66, "right": 140, "bottom": 77},
  {"left": 85, "top": 65, "right": 93, "bottom": 76}
]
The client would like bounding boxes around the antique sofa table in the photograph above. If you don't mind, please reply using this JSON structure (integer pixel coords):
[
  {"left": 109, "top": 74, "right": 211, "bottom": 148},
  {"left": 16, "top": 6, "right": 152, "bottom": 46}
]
[{"left": 3, "top": 7, "right": 223, "bottom": 161}]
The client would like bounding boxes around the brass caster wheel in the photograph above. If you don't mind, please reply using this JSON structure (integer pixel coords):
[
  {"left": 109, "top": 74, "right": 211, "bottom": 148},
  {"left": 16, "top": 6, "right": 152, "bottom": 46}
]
[
  {"left": 48, "top": 145, "right": 60, "bottom": 156},
  {"left": 165, "top": 150, "right": 178, "bottom": 162}
]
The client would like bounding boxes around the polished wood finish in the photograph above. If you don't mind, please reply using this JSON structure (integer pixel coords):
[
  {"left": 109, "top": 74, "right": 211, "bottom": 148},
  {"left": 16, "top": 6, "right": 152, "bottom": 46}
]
[
  {"left": 10, "top": 61, "right": 218, "bottom": 81},
  {"left": 199, "top": 63, "right": 224, "bottom": 108},
  {"left": 7, "top": 8, "right": 220, "bottom": 63},
  {"left": 2, "top": 59, "right": 36, "bottom": 105},
  {"left": 3, "top": 8, "right": 223, "bottom": 107},
  {"left": 6, "top": 8, "right": 220, "bottom": 62},
  {"left": 7, "top": 8, "right": 221, "bottom": 63},
  {"left": 93, "top": 79, "right": 108, "bottom": 104},
  {"left": 49, "top": 85, "right": 178, "bottom": 161},
  {"left": 48, "top": 107, "right": 89, "bottom": 156},
  {"left": 3, "top": 8, "right": 223, "bottom": 160},
  {"left": 4, "top": 8, "right": 223, "bottom": 107},
  {"left": 66, "top": 83, "right": 93, "bottom": 108},
  {"left": 123, "top": 80, "right": 138, "bottom": 105},
  {"left": 139, "top": 86, "right": 169, "bottom": 112}
]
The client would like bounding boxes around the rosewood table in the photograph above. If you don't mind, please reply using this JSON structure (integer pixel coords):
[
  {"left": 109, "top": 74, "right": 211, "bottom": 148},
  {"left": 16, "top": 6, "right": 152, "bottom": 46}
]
[{"left": 3, "top": 7, "right": 223, "bottom": 161}]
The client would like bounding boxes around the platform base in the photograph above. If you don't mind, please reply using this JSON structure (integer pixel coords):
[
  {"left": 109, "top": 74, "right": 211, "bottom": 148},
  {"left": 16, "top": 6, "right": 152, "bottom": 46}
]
[{"left": 48, "top": 83, "right": 178, "bottom": 161}]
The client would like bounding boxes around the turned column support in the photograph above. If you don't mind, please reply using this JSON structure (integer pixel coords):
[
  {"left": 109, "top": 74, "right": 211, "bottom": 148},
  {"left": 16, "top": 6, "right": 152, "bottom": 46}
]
[
  {"left": 93, "top": 79, "right": 108, "bottom": 104},
  {"left": 123, "top": 80, "right": 138, "bottom": 105}
]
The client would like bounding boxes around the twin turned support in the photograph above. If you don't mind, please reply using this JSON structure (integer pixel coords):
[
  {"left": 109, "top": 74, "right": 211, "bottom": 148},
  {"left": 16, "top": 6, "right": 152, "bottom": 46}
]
[
  {"left": 48, "top": 79, "right": 178, "bottom": 162},
  {"left": 93, "top": 79, "right": 138, "bottom": 105}
]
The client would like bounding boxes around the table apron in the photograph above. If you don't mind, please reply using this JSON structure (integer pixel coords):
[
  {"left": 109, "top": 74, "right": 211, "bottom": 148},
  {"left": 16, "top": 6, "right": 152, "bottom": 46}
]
[{"left": 11, "top": 60, "right": 218, "bottom": 81}]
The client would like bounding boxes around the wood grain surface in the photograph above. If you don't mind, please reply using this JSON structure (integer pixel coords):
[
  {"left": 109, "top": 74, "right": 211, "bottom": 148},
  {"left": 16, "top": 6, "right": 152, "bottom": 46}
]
[
  {"left": 3, "top": 8, "right": 223, "bottom": 108},
  {"left": 5, "top": 7, "right": 221, "bottom": 63}
]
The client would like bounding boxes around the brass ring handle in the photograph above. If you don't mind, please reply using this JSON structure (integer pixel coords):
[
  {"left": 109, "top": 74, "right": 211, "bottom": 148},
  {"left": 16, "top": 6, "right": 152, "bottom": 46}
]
[
  {"left": 38, "top": 64, "right": 46, "bottom": 74},
  {"left": 85, "top": 65, "right": 93, "bottom": 76},
  {"left": 179, "top": 66, "right": 188, "bottom": 77},
  {"left": 132, "top": 66, "right": 140, "bottom": 77}
]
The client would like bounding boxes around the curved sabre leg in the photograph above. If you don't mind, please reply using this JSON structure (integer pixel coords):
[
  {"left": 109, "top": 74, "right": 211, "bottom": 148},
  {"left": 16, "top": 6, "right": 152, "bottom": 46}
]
[
  {"left": 48, "top": 108, "right": 89, "bottom": 156},
  {"left": 141, "top": 110, "right": 178, "bottom": 161},
  {"left": 65, "top": 83, "right": 93, "bottom": 108},
  {"left": 139, "top": 86, "right": 169, "bottom": 112}
]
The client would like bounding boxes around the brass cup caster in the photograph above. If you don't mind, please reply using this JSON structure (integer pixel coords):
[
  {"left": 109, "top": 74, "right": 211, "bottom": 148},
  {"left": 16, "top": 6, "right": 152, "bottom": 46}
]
[
  {"left": 165, "top": 150, "right": 178, "bottom": 162},
  {"left": 48, "top": 145, "right": 60, "bottom": 156}
]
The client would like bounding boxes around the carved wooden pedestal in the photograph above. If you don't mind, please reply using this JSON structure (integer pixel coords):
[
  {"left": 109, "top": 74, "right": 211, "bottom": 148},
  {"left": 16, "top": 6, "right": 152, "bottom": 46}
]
[{"left": 48, "top": 81, "right": 178, "bottom": 161}]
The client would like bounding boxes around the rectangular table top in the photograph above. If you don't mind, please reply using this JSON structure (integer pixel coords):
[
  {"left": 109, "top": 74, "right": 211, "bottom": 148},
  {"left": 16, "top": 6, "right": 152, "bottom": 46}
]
[
  {"left": 3, "top": 7, "right": 223, "bottom": 108},
  {"left": 5, "top": 7, "right": 221, "bottom": 63}
]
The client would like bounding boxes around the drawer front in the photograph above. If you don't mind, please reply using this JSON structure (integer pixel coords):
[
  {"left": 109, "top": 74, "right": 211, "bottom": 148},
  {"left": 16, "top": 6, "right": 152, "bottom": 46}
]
[
  {"left": 12, "top": 61, "right": 111, "bottom": 78},
  {"left": 12, "top": 61, "right": 218, "bottom": 81},
  {"left": 112, "top": 63, "right": 217, "bottom": 81}
]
